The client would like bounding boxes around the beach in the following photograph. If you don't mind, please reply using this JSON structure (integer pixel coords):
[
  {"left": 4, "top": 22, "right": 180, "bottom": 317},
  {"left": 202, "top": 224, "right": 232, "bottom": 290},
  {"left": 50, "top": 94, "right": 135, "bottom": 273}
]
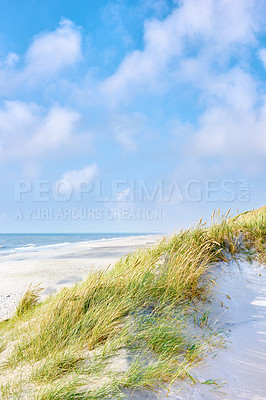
[
  {"left": 0, "top": 234, "right": 162, "bottom": 321},
  {"left": 0, "top": 230, "right": 266, "bottom": 399}
]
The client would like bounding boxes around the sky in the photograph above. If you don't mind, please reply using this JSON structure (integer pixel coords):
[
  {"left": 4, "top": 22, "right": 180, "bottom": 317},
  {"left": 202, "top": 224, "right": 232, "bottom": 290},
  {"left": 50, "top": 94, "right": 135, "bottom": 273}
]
[{"left": 0, "top": 0, "right": 265, "bottom": 233}]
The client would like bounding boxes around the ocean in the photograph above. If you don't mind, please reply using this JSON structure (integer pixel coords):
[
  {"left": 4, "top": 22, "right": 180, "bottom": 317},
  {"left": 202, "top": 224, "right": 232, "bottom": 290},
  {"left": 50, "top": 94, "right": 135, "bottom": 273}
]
[{"left": 0, "top": 233, "right": 147, "bottom": 255}]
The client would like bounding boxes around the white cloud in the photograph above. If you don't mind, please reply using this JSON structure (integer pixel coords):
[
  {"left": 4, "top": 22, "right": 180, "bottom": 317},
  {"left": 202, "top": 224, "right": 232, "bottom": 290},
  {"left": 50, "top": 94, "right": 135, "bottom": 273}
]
[
  {"left": 29, "top": 107, "right": 79, "bottom": 154},
  {"left": 110, "top": 113, "right": 146, "bottom": 151},
  {"left": 100, "top": 0, "right": 260, "bottom": 105},
  {"left": 176, "top": 50, "right": 266, "bottom": 174},
  {"left": 0, "top": 52, "right": 20, "bottom": 68},
  {"left": 99, "top": 0, "right": 266, "bottom": 174},
  {"left": 56, "top": 164, "right": 98, "bottom": 194},
  {"left": 24, "top": 19, "right": 81, "bottom": 79},
  {"left": 188, "top": 95, "right": 266, "bottom": 174},
  {"left": 103, "top": 0, "right": 266, "bottom": 174},
  {"left": 258, "top": 48, "right": 266, "bottom": 68},
  {"left": 0, "top": 101, "right": 80, "bottom": 162},
  {"left": 0, "top": 19, "right": 81, "bottom": 94},
  {"left": 188, "top": 66, "right": 258, "bottom": 111},
  {"left": 0, "top": 1, "right": 264, "bottom": 177}
]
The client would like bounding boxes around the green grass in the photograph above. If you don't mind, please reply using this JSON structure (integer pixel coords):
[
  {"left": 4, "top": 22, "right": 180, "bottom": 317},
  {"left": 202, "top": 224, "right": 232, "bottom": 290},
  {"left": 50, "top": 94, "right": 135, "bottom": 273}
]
[
  {"left": 16, "top": 283, "right": 43, "bottom": 317},
  {"left": 0, "top": 207, "right": 265, "bottom": 399}
]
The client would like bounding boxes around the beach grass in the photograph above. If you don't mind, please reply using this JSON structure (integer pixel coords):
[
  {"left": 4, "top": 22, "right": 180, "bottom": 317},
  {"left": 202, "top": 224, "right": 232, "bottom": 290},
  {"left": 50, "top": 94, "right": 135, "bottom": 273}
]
[{"left": 0, "top": 207, "right": 265, "bottom": 399}]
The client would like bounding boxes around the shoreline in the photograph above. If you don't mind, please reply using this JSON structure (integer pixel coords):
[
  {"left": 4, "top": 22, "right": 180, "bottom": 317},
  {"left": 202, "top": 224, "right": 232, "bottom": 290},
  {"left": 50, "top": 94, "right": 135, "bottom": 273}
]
[
  {"left": 0, "top": 234, "right": 163, "bottom": 321},
  {"left": 0, "top": 232, "right": 162, "bottom": 256}
]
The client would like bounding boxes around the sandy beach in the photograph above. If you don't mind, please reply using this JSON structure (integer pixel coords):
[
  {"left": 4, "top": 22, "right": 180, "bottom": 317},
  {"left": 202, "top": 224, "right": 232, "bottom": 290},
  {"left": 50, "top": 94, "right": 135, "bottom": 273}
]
[
  {"left": 0, "top": 234, "right": 162, "bottom": 321},
  {"left": 0, "top": 235, "right": 265, "bottom": 399}
]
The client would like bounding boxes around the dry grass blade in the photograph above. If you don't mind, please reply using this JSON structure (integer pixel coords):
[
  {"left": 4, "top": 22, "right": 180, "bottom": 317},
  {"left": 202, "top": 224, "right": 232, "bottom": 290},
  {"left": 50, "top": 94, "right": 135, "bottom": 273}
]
[{"left": 16, "top": 283, "right": 43, "bottom": 317}]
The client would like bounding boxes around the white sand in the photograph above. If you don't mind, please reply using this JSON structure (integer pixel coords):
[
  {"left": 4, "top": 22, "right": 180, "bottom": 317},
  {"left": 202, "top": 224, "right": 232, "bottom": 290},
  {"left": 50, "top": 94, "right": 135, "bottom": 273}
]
[{"left": 0, "top": 234, "right": 162, "bottom": 321}]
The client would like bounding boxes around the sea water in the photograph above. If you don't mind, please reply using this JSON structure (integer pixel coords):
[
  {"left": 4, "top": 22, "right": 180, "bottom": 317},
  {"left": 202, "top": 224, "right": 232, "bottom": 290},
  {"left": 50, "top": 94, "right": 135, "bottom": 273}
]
[{"left": 0, "top": 233, "right": 147, "bottom": 255}]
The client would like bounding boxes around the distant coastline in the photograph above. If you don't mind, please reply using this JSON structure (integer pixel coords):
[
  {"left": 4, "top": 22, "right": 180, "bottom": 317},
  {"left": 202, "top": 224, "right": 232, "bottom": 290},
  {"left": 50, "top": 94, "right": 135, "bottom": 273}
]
[{"left": 0, "top": 232, "right": 158, "bottom": 255}]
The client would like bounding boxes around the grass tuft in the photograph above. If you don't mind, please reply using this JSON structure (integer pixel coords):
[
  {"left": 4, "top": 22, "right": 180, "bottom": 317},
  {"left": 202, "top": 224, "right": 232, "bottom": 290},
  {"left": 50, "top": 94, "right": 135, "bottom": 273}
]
[{"left": 16, "top": 283, "right": 43, "bottom": 317}]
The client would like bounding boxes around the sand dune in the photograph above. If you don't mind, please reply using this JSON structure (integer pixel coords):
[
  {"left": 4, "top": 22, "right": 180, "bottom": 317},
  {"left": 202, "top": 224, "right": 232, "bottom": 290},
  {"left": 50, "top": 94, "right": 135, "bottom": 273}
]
[
  {"left": 0, "top": 238, "right": 265, "bottom": 399},
  {"left": 145, "top": 260, "right": 266, "bottom": 399}
]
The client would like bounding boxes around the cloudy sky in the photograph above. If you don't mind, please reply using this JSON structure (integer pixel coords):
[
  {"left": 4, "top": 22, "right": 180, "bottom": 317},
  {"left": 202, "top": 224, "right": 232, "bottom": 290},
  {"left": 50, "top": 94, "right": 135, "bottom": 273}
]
[{"left": 0, "top": 0, "right": 265, "bottom": 232}]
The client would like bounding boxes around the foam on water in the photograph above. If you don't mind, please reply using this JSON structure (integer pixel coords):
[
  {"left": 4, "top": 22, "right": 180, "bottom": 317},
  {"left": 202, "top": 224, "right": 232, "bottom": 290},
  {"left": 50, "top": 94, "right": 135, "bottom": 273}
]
[{"left": 0, "top": 233, "right": 150, "bottom": 255}]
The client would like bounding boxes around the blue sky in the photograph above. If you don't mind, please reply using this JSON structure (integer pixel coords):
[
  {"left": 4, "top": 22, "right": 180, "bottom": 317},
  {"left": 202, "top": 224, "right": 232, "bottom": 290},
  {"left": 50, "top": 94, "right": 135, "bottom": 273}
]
[{"left": 0, "top": 0, "right": 265, "bottom": 233}]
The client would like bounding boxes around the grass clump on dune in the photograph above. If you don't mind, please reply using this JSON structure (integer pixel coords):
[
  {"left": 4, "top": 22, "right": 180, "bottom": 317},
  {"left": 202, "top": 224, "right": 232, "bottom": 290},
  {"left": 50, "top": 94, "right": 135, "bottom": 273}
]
[
  {"left": 0, "top": 207, "right": 265, "bottom": 399},
  {"left": 16, "top": 283, "right": 43, "bottom": 317}
]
